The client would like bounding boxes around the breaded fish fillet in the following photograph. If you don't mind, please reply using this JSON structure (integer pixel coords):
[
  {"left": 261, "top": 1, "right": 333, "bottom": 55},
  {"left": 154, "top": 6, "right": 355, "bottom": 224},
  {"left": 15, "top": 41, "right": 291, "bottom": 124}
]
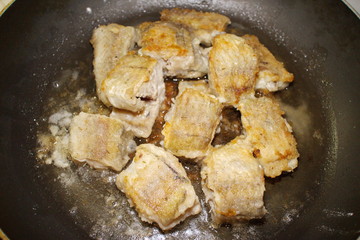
[
  {"left": 90, "top": 24, "right": 136, "bottom": 106},
  {"left": 237, "top": 93, "right": 299, "bottom": 178},
  {"left": 160, "top": 8, "right": 230, "bottom": 45},
  {"left": 201, "top": 137, "right": 266, "bottom": 226},
  {"left": 69, "top": 112, "right": 134, "bottom": 171},
  {"left": 162, "top": 88, "right": 222, "bottom": 159},
  {"left": 137, "top": 21, "right": 207, "bottom": 78},
  {"left": 102, "top": 54, "right": 163, "bottom": 112},
  {"left": 116, "top": 144, "right": 201, "bottom": 231},
  {"left": 209, "top": 34, "right": 259, "bottom": 105},
  {"left": 242, "top": 34, "right": 294, "bottom": 92}
]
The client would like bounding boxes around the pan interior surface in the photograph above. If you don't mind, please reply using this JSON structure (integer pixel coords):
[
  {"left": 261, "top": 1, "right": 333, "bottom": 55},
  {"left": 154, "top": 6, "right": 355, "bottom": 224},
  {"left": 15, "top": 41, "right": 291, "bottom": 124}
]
[{"left": 0, "top": 0, "right": 359, "bottom": 239}]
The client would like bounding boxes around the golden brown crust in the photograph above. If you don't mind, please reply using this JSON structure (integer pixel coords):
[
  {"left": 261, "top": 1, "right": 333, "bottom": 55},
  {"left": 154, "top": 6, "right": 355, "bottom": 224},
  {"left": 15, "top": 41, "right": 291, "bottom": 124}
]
[
  {"left": 237, "top": 94, "right": 299, "bottom": 177},
  {"left": 137, "top": 21, "right": 208, "bottom": 78},
  {"left": 242, "top": 34, "right": 294, "bottom": 91},
  {"left": 209, "top": 34, "right": 259, "bottom": 105},
  {"left": 138, "top": 21, "right": 193, "bottom": 60},
  {"left": 160, "top": 8, "right": 230, "bottom": 32},
  {"left": 162, "top": 88, "right": 222, "bottom": 159}
]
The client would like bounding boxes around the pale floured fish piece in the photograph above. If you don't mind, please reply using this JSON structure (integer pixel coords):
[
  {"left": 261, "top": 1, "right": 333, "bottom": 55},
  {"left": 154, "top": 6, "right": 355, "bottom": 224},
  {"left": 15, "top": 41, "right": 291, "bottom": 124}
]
[
  {"left": 110, "top": 93, "right": 164, "bottom": 139},
  {"left": 116, "top": 144, "right": 201, "bottom": 231},
  {"left": 69, "top": 112, "right": 135, "bottom": 172},
  {"left": 109, "top": 65, "right": 165, "bottom": 138},
  {"left": 90, "top": 24, "right": 136, "bottom": 106},
  {"left": 102, "top": 54, "right": 163, "bottom": 112},
  {"left": 201, "top": 137, "right": 266, "bottom": 227}
]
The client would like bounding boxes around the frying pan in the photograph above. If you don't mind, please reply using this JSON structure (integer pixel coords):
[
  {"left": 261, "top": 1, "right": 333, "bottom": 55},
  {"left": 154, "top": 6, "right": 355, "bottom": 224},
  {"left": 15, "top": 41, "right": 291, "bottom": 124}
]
[{"left": 0, "top": 0, "right": 359, "bottom": 239}]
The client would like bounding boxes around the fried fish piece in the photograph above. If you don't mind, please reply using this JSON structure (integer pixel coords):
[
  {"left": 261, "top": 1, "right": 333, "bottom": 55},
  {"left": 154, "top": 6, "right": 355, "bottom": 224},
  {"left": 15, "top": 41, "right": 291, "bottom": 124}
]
[
  {"left": 69, "top": 112, "right": 135, "bottom": 172},
  {"left": 109, "top": 82, "right": 165, "bottom": 138},
  {"left": 110, "top": 92, "right": 164, "bottom": 138},
  {"left": 137, "top": 21, "right": 207, "bottom": 78},
  {"left": 90, "top": 24, "right": 136, "bottom": 106},
  {"left": 116, "top": 144, "right": 201, "bottom": 231},
  {"left": 160, "top": 8, "right": 231, "bottom": 45},
  {"left": 237, "top": 93, "right": 299, "bottom": 178},
  {"left": 106, "top": 54, "right": 165, "bottom": 138},
  {"left": 102, "top": 54, "right": 163, "bottom": 112},
  {"left": 177, "top": 79, "right": 211, "bottom": 95},
  {"left": 242, "top": 34, "right": 294, "bottom": 92},
  {"left": 201, "top": 137, "right": 266, "bottom": 226},
  {"left": 162, "top": 88, "right": 222, "bottom": 159},
  {"left": 208, "top": 34, "right": 259, "bottom": 105}
]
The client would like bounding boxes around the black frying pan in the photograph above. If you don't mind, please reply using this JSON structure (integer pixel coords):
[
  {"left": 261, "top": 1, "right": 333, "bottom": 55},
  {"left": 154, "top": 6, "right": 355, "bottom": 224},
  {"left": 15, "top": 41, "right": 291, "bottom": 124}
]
[{"left": 0, "top": 0, "right": 359, "bottom": 239}]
